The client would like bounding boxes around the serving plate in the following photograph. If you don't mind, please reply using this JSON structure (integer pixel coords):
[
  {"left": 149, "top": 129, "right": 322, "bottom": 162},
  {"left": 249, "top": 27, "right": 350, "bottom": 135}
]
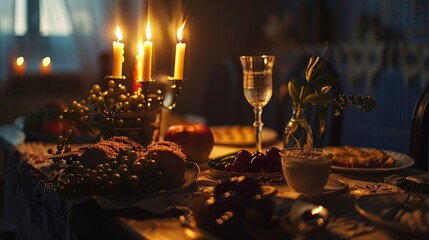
[
  {"left": 331, "top": 148, "right": 415, "bottom": 174},
  {"left": 208, "top": 165, "right": 283, "bottom": 180},
  {"left": 94, "top": 162, "right": 200, "bottom": 209},
  {"left": 210, "top": 125, "right": 278, "bottom": 147},
  {"left": 355, "top": 193, "right": 429, "bottom": 236},
  {"left": 277, "top": 176, "right": 349, "bottom": 202},
  {"left": 182, "top": 196, "right": 330, "bottom": 238}
]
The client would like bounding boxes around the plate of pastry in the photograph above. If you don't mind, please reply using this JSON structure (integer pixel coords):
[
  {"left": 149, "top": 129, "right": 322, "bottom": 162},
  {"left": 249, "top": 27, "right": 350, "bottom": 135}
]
[
  {"left": 325, "top": 146, "right": 415, "bottom": 174},
  {"left": 210, "top": 125, "right": 278, "bottom": 147}
]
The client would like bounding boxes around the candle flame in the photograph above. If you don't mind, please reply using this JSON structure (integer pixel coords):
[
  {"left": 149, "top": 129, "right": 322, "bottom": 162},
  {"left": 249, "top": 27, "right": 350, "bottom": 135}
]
[
  {"left": 116, "top": 26, "right": 123, "bottom": 41},
  {"left": 146, "top": 17, "right": 152, "bottom": 40},
  {"left": 42, "top": 57, "right": 51, "bottom": 67},
  {"left": 16, "top": 56, "right": 24, "bottom": 66},
  {"left": 138, "top": 43, "right": 143, "bottom": 56},
  {"left": 177, "top": 22, "right": 186, "bottom": 42}
]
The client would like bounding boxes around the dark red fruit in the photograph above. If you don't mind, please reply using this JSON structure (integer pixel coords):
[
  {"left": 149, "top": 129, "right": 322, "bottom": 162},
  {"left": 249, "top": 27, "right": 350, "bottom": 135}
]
[
  {"left": 234, "top": 176, "right": 262, "bottom": 198},
  {"left": 214, "top": 179, "right": 236, "bottom": 200},
  {"left": 266, "top": 147, "right": 282, "bottom": 172},
  {"left": 249, "top": 151, "right": 270, "bottom": 173},
  {"left": 231, "top": 150, "right": 252, "bottom": 172}
]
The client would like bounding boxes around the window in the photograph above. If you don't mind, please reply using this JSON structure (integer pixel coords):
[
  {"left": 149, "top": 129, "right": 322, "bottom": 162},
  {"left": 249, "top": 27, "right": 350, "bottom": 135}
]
[{"left": 15, "top": 0, "right": 73, "bottom": 37}]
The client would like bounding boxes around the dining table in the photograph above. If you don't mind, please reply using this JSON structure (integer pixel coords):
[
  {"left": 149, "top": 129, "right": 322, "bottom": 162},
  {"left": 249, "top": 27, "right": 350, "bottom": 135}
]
[{"left": 0, "top": 123, "right": 427, "bottom": 240}]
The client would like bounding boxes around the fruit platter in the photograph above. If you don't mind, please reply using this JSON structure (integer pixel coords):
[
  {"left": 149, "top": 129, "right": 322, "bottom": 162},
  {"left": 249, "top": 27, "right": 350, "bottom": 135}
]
[
  {"left": 207, "top": 147, "right": 283, "bottom": 179},
  {"left": 50, "top": 135, "right": 198, "bottom": 197},
  {"left": 189, "top": 176, "right": 329, "bottom": 239}
]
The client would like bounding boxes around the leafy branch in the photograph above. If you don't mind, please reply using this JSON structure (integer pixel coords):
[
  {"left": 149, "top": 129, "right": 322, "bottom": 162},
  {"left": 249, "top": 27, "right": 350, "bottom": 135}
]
[{"left": 287, "top": 45, "right": 377, "bottom": 137}]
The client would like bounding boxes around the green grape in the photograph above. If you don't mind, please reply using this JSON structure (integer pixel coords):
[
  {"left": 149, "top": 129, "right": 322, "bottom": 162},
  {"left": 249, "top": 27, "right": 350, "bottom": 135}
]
[
  {"left": 118, "top": 85, "right": 127, "bottom": 94},
  {"left": 90, "top": 170, "right": 97, "bottom": 177},
  {"left": 135, "top": 118, "right": 142, "bottom": 124},
  {"left": 97, "top": 96, "right": 104, "bottom": 105},
  {"left": 92, "top": 176, "right": 102, "bottom": 185},
  {"left": 117, "top": 119, "right": 125, "bottom": 126},
  {"left": 118, "top": 164, "right": 128, "bottom": 171},
  {"left": 117, "top": 94, "right": 127, "bottom": 102},
  {"left": 127, "top": 175, "right": 140, "bottom": 187},
  {"left": 92, "top": 84, "right": 101, "bottom": 94},
  {"left": 111, "top": 173, "right": 122, "bottom": 186},
  {"left": 128, "top": 150, "right": 138, "bottom": 162},
  {"left": 107, "top": 89, "right": 115, "bottom": 98},
  {"left": 103, "top": 163, "right": 111, "bottom": 169},
  {"left": 122, "top": 101, "right": 130, "bottom": 110},
  {"left": 105, "top": 167, "right": 113, "bottom": 176},
  {"left": 136, "top": 104, "right": 144, "bottom": 111},
  {"left": 64, "top": 145, "right": 72, "bottom": 153},
  {"left": 96, "top": 164, "right": 105, "bottom": 171},
  {"left": 132, "top": 160, "right": 144, "bottom": 173},
  {"left": 108, "top": 80, "right": 116, "bottom": 88},
  {"left": 90, "top": 94, "right": 98, "bottom": 103},
  {"left": 111, "top": 160, "right": 119, "bottom": 169},
  {"left": 120, "top": 155, "right": 129, "bottom": 164},
  {"left": 100, "top": 173, "right": 109, "bottom": 184}
]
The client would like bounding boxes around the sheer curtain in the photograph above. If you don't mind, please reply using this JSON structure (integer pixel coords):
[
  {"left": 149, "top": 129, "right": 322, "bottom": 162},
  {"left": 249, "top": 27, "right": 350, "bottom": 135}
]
[
  {"left": 0, "top": 0, "right": 15, "bottom": 83},
  {"left": 64, "top": 0, "right": 116, "bottom": 86},
  {"left": 0, "top": 0, "right": 117, "bottom": 85}
]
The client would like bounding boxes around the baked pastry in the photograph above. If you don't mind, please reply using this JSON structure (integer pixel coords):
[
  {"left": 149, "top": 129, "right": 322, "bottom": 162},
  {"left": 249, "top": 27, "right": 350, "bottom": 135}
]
[
  {"left": 325, "top": 146, "right": 395, "bottom": 168},
  {"left": 79, "top": 136, "right": 143, "bottom": 169},
  {"left": 144, "top": 141, "right": 187, "bottom": 187}
]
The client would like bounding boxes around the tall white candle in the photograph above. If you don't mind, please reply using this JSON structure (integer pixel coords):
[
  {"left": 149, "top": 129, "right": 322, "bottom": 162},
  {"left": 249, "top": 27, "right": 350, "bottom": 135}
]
[
  {"left": 173, "top": 23, "right": 186, "bottom": 80},
  {"left": 112, "top": 26, "right": 124, "bottom": 77},
  {"left": 142, "top": 18, "right": 153, "bottom": 81},
  {"left": 135, "top": 43, "right": 143, "bottom": 81}
]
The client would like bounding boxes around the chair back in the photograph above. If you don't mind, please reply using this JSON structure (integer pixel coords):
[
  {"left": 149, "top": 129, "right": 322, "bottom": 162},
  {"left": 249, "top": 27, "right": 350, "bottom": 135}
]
[{"left": 410, "top": 85, "right": 429, "bottom": 171}]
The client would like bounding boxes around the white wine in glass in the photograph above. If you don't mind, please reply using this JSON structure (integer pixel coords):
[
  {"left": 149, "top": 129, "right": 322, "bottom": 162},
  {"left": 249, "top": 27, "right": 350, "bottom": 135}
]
[{"left": 240, "top": 55, "right": 275, "bottom": 152}]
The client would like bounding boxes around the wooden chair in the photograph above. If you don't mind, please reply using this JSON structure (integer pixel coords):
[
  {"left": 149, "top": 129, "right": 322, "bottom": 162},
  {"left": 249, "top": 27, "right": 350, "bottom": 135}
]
[{"left": 410, "top": 85, "right": 429, "bottom": 171}]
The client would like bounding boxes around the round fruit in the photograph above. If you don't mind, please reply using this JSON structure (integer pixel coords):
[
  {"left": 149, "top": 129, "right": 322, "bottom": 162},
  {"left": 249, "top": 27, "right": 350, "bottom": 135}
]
[
  {"left": 231, "top": 150, "right": 251, "bottom": 172},
  {"left": 249, "top": 151, "right": 270, "bottom": 173},
  {"left": 234, "top": 176, "right": 262, "bottom": 198},
  {"left": 266, "top": 147, "right": 282, "bottom": 172}
]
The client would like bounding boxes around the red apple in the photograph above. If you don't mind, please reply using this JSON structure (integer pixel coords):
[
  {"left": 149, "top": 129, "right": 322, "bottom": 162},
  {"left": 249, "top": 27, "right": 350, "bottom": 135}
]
[
  {"left": 39, "top": 120, "right": 81, "bottom": 136},
  {"left": 163, "top": 123, "right": 214, "bottom": 164}
]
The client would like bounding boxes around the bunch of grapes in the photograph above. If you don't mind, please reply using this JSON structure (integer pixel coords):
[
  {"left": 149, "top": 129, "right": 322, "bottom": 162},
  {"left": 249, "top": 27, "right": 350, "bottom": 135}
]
[
  {"left": 193, "top": 177, "right": 275, "bottom": 239},
  {"left": 56, "top": 149, "right": 167, "bottom": 196}
]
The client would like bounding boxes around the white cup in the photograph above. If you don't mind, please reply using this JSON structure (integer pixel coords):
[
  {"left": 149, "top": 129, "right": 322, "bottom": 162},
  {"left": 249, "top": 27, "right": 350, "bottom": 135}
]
[{"left": 280, "top": 148, "right": 333, "bottom": 196}]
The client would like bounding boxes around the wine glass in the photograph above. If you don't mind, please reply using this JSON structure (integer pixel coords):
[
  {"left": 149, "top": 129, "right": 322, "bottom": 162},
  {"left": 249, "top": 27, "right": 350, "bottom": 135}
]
[{"left": 240, "top": 55, "right": 275, "bottom": 152}]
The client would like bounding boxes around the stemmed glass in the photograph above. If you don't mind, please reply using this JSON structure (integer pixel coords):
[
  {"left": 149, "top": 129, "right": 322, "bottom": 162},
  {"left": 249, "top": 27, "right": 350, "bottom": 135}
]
[{"left": 240, "top": 55, "right": 275, "bottom": 152}]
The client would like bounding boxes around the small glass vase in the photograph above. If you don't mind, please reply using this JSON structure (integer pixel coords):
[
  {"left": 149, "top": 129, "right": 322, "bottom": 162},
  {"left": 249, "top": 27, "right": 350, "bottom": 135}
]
[{"left": 283, "top": 107, "right": 314, "bottom": 148}]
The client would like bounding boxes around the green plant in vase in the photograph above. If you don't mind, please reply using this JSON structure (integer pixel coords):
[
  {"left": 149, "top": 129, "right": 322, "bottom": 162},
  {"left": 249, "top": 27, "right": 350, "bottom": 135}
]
[{"left": 284, "top": 46, "right": 377, "bottom": 148}]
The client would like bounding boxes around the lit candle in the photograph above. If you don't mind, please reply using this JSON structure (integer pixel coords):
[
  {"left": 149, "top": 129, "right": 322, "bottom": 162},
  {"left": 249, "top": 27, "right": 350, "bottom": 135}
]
[
  {"left": 133, "top": 44, "right": 143, "bottom": 92},
  {"left": 142, "top": 18, "right": 153, "bottom": 81},
  {"left": 135, "top": 43, "right": 143, "bottom": 81},
  {"left": 112, "top": 26, "right": 124, "bottom": 77},
  {"left": 173, "top": 22, "right": 186, "bottom": 80},
  {"left": 40, "top": 57, "right": 51, "bottom": 74},
  {"left": 14, "top": 56, "right": 25, "bottom": 74}
]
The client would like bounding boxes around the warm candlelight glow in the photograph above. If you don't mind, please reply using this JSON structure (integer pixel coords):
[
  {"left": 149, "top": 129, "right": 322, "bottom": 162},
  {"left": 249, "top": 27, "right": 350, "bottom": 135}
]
[
  {"left": 112, "top": 25, "right": 125, "bottom": 77},
  {"left": 16, "top": 56, "right": 25, "bottom": 67},
  {"left": 177, "top": 22, "right": 185, "bottom": 42},
  {"left": 142, "top": 17, "right": 153, "bottom": 81},
  {"left": 146, "top": 17, "right": 152, "bottom": 41},
  {"left": 40, "top": 57, "right": 51, "bottom": 74},
  {"left": 135, "top": 43, "right": 143, "bottom": 83},
  {"left": 42, "top": 57, "right": 51, "bottom": 67},
  {"left": 173, "top": 22, "right": 186, "bottom": 80},
  {"left": 14, "top": 56, "right": 25, "bottom": 74},
  {"left": 116, "top": 26, "right": 123, "bottom": 41}
]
